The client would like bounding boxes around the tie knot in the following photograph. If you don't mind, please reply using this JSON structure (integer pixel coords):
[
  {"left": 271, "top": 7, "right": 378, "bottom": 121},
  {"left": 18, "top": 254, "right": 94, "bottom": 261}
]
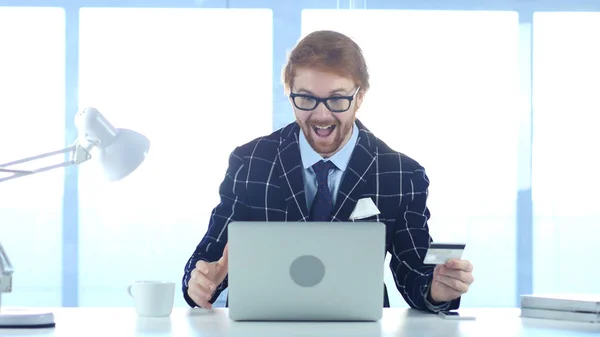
[{"left": 312, "top": 160, "right": 337, "bottom": 177}]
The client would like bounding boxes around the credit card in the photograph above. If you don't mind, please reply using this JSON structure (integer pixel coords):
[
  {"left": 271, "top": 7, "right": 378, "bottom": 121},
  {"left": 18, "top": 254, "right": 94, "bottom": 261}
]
[{"left": 423, "top": 243, "right": 466, "bottom": 265}]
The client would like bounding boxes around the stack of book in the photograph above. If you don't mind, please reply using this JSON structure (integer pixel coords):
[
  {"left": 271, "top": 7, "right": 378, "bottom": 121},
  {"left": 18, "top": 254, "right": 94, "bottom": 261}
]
[{"left": 520, "top": 294, "right": 600, "bottom": 323}]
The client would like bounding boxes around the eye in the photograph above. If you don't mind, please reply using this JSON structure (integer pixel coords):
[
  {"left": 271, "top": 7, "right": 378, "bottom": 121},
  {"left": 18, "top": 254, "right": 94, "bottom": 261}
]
[
  {"left": 327, "top": 97, "right": 348, "bottom": 109},
  {"left": 293, "top": 95, "right": 318, "bottom": 109},
  {"left": 298, "top": 96, "right": 315, "bottom": 103}
]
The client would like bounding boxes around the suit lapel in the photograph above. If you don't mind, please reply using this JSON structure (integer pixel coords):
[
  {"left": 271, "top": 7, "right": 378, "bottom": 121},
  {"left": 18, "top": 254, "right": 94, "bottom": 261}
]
[
  {"left": 331, "top": 120, "right": 378, "bottom": 222},
  {"left": 276, "top": 123, "right": 309, "bottom": 222}
]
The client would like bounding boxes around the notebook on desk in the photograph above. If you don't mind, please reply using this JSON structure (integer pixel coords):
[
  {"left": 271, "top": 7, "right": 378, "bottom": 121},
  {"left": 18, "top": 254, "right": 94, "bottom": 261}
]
[
  {"left": 521, "top": 294, "right": 600, "bottom": 313},
  {"left": 520, "top": 308, "right": 600, "bottom": 323},
  {"left": 520, "top": 294, "right": 600, "bottom": 323}
]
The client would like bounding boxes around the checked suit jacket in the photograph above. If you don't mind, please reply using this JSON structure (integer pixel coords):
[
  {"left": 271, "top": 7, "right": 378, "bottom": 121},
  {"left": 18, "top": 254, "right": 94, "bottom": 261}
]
[{"left": 182, "top": 119, "right": 460, "bottom": 311}]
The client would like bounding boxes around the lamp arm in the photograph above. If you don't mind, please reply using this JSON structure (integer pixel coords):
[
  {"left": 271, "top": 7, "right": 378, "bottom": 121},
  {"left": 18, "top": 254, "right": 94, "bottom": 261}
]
[
  {"left": 0, "top": 141, "right": 95, "bottom": 183},
  {"left": 1, "top": 241, "right": 14, "bottom": 311},
  {"left": 0, "top": 142, "right": 94, "bottom": 305}
]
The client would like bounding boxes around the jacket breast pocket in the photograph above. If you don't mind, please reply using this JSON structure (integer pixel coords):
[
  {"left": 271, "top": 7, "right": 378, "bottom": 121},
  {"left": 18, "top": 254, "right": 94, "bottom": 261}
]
[{"left": 351, "top": 214, "right": 386, "bottom": 223}]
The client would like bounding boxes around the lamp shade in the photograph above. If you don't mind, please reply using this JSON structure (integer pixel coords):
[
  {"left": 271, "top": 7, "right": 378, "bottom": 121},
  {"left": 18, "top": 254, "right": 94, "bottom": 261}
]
[
  {"left": 95, "top": 128, "right": 150, "bottom": 181},
  {"left": 75, "top": 107, "right": 150, "bottom": 181}
]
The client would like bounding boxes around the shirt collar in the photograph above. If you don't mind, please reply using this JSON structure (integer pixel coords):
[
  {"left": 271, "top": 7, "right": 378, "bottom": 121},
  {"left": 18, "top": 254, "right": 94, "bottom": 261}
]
[{"left": 298, "top": 121, "right": 359, "bottom": 172}]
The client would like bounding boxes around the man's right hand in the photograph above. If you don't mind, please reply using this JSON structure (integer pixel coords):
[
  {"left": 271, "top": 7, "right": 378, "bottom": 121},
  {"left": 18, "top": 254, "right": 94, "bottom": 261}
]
[{"left": 187, "top": 244, "right": 229, "bottom": 309}]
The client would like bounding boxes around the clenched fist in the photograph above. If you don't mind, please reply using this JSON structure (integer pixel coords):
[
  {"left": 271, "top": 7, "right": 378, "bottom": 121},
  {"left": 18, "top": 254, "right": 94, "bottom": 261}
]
[{"left": 187, "top": 244, "right": 229, "bottom": 309}]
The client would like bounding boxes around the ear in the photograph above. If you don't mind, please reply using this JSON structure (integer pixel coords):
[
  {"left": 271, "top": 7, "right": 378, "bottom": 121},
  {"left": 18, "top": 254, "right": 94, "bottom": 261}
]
[{"left": 355, "top": 89, "right": 365, "bottom": 111}]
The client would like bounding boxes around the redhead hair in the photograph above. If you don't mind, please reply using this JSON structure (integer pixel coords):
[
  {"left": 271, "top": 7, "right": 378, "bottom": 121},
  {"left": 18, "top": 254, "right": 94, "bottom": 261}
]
[{"left": 282, "top": 30, "right": 370, "bottom": 94}]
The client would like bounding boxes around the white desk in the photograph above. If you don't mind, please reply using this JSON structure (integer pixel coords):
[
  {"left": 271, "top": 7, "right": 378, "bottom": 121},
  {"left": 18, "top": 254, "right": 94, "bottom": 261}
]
[{"left": 1, "top": 307, "right": 599, "bottom": 336}]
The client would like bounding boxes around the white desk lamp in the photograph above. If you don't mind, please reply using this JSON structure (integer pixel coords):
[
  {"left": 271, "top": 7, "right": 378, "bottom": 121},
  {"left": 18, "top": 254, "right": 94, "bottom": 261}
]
[{"left": 0, "top": 107, "right": 150, "bottom": 328}]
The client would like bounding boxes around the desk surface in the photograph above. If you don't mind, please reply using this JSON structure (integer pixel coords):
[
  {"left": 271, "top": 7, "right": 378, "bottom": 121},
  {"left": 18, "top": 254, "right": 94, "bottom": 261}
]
[{"left": 2, "top": 307, "right": 600, "bottom": 336}]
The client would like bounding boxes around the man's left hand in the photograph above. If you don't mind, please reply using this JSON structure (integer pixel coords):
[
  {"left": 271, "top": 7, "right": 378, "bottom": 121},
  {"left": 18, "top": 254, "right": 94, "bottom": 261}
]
[{"left": 429, "top": 259, "right": 474, "bottom": 303}]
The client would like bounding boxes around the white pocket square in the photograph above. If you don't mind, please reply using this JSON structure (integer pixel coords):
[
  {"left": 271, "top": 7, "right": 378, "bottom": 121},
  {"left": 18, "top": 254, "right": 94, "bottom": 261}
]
[{"left": 349, "top": 197, "right": 381, "bottom": 220}]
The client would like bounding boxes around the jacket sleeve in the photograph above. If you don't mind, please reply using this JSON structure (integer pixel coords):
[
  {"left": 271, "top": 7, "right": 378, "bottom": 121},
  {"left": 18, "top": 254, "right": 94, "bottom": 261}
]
[
  {"left": 182, "top": 148, "right": 250, "bottom": 307},
  {"left": 388, "top": 166, "right": 460, "bottom": 312}
]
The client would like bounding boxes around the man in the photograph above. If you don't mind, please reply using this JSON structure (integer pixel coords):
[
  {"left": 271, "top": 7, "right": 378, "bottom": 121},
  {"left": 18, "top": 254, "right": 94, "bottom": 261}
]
[{"left": 182, "top": 30, "right": 474, "bottom": 311}]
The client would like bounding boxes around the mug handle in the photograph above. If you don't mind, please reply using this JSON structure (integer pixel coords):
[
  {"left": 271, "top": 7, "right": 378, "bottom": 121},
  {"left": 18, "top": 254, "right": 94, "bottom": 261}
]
[{"left": 127, "top": 285, "right": 133, "bottom": 298}]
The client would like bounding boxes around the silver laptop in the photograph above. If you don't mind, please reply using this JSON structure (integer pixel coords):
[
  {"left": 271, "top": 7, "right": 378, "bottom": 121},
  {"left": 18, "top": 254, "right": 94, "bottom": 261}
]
[{"left": 227, "top": 221, "right": 385, "bottom": 322}]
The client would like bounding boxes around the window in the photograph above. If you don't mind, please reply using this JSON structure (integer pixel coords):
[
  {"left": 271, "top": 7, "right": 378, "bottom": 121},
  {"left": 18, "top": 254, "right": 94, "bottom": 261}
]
[
  {"left": 532, "top": 11, "right": 600, "bottom": 295},
  {"left": 77, "top": 8, "right": 273, "bottom": 306},
  {"left": 0, "top": 7, "right": 65, "bottom": 306},
  {"left": 302, "top": 9, "right": 520, "bottom": 307}
]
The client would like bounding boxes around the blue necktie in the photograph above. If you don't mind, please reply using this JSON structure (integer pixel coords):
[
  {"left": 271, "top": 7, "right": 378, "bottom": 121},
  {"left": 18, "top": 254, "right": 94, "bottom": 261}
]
[{"left": 310, "top": 160, "right": 337, "bottom": 221}]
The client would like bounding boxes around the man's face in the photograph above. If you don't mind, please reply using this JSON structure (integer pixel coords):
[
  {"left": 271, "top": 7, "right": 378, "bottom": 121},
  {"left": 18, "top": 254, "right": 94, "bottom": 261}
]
[{"left": 290, "top": 68, "right": 363, "bottom": 158}]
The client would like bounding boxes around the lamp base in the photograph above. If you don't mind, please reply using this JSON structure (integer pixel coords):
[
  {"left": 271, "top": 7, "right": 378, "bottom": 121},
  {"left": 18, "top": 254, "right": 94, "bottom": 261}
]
[{"left": 0, "top": 309, "right": 55, "bottom": 329}]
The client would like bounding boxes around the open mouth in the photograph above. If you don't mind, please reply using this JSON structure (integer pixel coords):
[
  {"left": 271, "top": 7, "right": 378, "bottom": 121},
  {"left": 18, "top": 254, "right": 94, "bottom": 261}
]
[{"left": 312, "top": 125, "right": 336, "bottom": 138}]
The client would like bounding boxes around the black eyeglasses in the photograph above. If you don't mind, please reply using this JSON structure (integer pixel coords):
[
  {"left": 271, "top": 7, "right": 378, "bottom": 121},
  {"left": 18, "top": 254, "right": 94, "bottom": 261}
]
[{"left": 289, "top": 87, "right": 360, "bottom": 113}]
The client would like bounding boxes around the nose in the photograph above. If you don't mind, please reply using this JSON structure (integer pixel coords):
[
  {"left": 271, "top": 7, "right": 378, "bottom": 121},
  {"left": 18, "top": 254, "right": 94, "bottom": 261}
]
[{"left": 312, "top": 101, "right": 332, "bottom": 118}]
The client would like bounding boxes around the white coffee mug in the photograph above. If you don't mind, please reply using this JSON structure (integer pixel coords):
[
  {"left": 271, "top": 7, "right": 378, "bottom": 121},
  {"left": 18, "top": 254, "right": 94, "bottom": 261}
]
[{"left": 127, "top": 281, "right": 175, "bottom": 317}]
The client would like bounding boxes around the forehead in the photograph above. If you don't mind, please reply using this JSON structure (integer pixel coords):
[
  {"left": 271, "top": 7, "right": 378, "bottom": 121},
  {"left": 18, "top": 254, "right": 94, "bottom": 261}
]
[{"left": 293, "top": 68, "right": 355, "bottom": 96}]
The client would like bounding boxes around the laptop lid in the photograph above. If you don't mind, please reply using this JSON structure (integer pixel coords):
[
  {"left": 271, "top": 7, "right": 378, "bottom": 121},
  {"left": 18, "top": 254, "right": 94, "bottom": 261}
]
[{"left": 227, "top": 221, "right": 385, "bottom": 321}]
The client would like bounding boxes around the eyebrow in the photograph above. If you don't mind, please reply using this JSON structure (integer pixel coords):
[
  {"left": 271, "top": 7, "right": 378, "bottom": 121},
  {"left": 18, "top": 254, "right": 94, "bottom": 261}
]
[{"left": 296, "top": 88, "right": 351, "bottom": 96}]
